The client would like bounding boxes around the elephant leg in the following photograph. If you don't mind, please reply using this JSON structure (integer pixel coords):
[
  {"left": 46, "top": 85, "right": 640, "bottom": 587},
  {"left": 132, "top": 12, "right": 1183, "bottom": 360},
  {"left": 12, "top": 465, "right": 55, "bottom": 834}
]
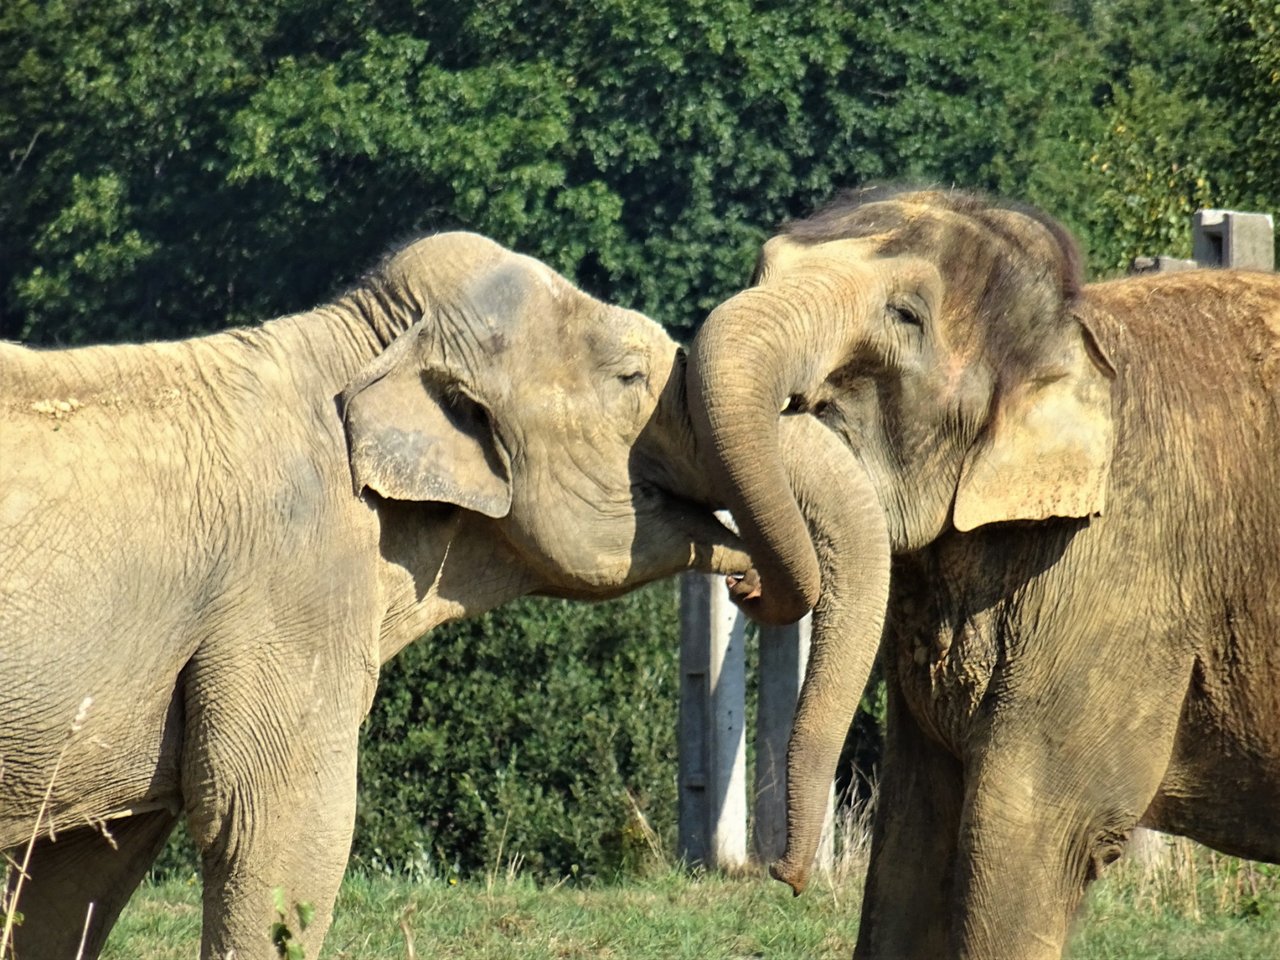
[
  {"left": 855, "top": 679, "right": 964, "bottom": 960},
  {"left": 194, "top": 755, "right": 357, "bottom": 958},
  {"left": 6, "top": 807, "right": 177, "bottom": 960},
  {"left": 951, "top": 709, "right": 1180, "bottom": 960},
  {"left": 951, "top": 763, "right": 1107, "bottom": 960},
  {"left": 187, "top": 712, "right": 360, "bottom": 960}
]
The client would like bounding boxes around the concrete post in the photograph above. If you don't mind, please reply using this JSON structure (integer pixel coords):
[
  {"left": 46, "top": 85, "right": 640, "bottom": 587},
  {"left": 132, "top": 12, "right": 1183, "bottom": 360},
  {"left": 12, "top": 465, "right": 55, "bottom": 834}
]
[
  {"left": 1193, "top": 209, "right": 1275, "bottom": 270},
  {"left": 1129, "top": 255, "right": 1197, "bottom": 274},
  {"left": 677, "top": 573, "right": 748, "bottom": 869},
  {"left": 754, "top": 614, "right": 835, "bottom": 870},
  {"left": 1132, "top": 209, "right": 1274, "bottom": 276}
]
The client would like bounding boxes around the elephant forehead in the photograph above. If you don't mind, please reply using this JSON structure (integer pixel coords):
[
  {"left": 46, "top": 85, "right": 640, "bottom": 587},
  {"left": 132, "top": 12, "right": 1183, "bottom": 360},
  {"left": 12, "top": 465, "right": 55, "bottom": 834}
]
[
  {"left": 513, "top": 253, "right": 569, "bottom": 298},
  {"left": 580, "top": 306, "right": 672, "bottom": 362},
  {"left": 758, "top": 234, "right": 888, "bottom": 278},
  {"left": 389, "top": 231, "right": 507, "bottom": 289},
  {"left": 785, "top": 194, "right": 1057, "bottom": 263},
  {"left": 867, "top": 203, "right": 1001, "bottom": 258}
]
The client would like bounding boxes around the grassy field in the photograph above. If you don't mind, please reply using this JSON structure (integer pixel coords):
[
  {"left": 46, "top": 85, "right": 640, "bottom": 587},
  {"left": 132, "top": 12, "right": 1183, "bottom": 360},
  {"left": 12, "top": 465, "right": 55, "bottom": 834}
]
[{"left": 99, "top": 839, "right": 1280, "bottom": 960}]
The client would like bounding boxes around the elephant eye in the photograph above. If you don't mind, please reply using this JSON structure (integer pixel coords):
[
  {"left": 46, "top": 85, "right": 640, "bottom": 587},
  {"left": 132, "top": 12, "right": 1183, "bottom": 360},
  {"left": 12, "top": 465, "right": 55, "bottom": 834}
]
[
  {"left": 618, "top": 370, "right": 648, "bottom": 387},
  {"left": 886, "top": 303, "right": 922, "bottom": 327}
]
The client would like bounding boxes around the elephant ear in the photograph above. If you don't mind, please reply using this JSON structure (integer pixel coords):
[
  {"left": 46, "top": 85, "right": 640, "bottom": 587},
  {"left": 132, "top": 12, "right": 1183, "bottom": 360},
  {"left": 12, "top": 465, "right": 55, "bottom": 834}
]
[
  {"left": 341, "top": 323, "right": 513, "bottom": 517},
  {"left": 953, "top": 316, "right": 1115, "bottom": 532}
]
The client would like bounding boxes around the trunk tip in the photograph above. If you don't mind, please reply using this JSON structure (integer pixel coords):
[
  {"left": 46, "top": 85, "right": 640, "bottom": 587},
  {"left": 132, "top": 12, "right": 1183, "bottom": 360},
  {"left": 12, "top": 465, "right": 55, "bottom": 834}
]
[
  {"left": 734, "top": 594, "right": 812, "bottom": 627},
  {"left": 727, "top": 568, "right": 813, "bottom": 626},
  {"left": 768, "top": 861, "right": 809, "bottom": 896}
]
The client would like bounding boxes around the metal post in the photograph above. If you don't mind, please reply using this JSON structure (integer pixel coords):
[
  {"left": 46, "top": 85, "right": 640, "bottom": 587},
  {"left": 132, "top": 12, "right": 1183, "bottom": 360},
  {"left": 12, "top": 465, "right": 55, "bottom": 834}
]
[
  {"left": 754, "top": 614, "right": 834, "bottom": 870},
  {"left": 677, "top": 573, "right": 748, "bottom": 869}
]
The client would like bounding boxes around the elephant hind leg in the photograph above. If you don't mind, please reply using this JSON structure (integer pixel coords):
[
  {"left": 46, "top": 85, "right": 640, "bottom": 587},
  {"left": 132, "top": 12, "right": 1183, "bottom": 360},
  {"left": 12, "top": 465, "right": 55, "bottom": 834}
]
[{"left": 6, "top": 808, "right": 177, "bottom": 960}]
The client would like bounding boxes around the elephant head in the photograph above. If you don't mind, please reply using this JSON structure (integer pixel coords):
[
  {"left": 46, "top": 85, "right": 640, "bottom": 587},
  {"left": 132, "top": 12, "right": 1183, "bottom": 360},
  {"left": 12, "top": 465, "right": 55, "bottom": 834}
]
[
  {"left": 689, "top": 187, "right": 1116, "bottom": 891},
  {"left": 341, "top": 232, "right": 746, "bottom": 599}
]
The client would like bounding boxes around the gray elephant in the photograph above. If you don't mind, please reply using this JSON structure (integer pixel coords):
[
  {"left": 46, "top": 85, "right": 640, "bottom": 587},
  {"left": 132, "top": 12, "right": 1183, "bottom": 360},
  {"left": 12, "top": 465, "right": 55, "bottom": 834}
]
[
  {"left": 688, "top": 187, "right": 1280, "bottom": 959},
  {"left": 0, "top": 231, "right": 748, "bottom": 959}
]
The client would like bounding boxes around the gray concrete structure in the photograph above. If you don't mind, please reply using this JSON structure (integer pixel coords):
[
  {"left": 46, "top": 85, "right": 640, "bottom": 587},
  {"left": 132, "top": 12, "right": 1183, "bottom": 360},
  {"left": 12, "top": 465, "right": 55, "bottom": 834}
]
[
  {"left": 677, "top": 570, "right": 834, "bottom": 872},
  {"left": 1129, "top": 255, "right": 1198, "bottom": 274},
  {"left": 1193, "top": 209, "right": 1275, "bottom": 270}
]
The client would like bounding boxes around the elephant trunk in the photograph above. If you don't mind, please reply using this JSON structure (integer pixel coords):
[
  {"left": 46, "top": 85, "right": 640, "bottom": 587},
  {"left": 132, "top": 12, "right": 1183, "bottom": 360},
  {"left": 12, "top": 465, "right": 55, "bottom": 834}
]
[
  {"left": 688, "top": 286, "right": 851, "bottom": 625},
  {"left": 770, "top": 414, "right": 891, "bottom": 894}
]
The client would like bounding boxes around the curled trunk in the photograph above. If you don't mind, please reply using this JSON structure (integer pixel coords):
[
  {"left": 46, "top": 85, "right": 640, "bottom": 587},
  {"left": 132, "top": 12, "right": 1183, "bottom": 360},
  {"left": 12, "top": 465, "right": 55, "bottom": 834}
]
[
  {"left": 689, "top": 289, "right": 850, "bottom": 625},
  {"left": 769, "top": 414, "right": 891, "bottom": 894},
  {"left": 689, "top": 279, "right": 891, "bottom": 891}
]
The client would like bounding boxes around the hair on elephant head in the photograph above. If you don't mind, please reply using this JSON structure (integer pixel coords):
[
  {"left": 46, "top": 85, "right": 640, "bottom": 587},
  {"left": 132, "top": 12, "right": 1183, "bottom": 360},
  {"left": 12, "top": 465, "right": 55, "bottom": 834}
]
[
  {"left": 690, "top": 185, "right": 1280, "bottom": 958},
  {"left": 0, "top": 231, "right": 749, "bottom": 959}
]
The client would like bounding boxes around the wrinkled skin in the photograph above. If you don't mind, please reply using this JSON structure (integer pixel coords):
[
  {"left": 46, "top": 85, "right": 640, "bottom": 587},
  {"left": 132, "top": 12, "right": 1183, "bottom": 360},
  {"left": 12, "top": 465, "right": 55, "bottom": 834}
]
[
  {"left": 690, "top": 187, "right": 1280, "bottom": 959},
  {"left": 0, "top": 232, "right": 749, "bottom": 959}
]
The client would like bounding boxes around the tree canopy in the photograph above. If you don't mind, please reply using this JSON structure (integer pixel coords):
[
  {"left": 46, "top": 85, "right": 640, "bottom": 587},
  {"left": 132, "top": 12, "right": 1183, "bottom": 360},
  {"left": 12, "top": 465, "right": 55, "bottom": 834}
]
[{"left": 7, "top": 0, "right": 1269, "bottom": 348}]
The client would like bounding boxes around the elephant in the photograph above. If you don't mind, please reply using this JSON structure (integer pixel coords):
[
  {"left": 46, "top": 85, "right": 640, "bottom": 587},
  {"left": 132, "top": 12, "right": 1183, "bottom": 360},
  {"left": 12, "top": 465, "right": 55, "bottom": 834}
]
[
  {"left": 0, "top": 231, "right": 750, "bottom": 959},
  {"left": 688, "top": 186, "right": 1280, "bottom": 959}
]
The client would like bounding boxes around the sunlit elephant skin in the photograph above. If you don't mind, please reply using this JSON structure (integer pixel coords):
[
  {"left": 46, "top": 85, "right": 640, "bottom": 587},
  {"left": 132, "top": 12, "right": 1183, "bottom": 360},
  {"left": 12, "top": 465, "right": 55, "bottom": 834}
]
[
  {"left": 0, "top": 232, "right": 749, "bottom": 959},
  {"left": 689, "top": 186, "right": 1280, "bottom": 959}
]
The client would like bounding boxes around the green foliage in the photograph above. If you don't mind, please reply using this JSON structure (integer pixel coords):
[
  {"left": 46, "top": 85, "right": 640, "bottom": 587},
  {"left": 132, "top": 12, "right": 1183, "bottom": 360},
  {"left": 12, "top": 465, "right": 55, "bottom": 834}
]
[
  {"left": 1240, "top": 862, "right": 1280, "bottom": 922},
  {"left": 355, "top": 582, "right": 883, "bottom": 880},
  {"left": 270, "top": 888, "right": 312, "bottom": 960},
  {"left": 1030, "top": 0, "right": 1279, "bottom": 275},
  {"left": 1061, "top": 67, "right": 1224, "bottom": 274},
  {"left": 1206, "top": 0, "right": 1280, "bottom": 219},
  {"left": 0, "top": 0, "right": 285, "bottom": 341},
  {"left": 5, "top": 0, "right": 1099, "bottom": 344},
  {"left": 353, "top": 584, "right": 686, "bottom": 882}
]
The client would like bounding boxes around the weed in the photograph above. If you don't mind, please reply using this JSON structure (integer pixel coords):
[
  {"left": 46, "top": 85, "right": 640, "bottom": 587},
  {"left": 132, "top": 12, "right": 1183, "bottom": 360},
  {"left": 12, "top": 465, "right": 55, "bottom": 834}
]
[
  {"left": 1, "top": 697, "right": 95, "bottom": 960},
  {"left": 270, "top": 887, "right": 314, "bottom": 960}
]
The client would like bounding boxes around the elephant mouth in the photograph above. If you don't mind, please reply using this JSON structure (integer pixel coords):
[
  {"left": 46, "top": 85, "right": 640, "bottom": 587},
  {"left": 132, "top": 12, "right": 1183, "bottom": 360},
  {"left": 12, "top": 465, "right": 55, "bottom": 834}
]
[
  {"left": 631, "top": 480, "right": 751, "bottom": 576},
  {"left": 532, "top": 482, "right": 749, "bottom": 603}
]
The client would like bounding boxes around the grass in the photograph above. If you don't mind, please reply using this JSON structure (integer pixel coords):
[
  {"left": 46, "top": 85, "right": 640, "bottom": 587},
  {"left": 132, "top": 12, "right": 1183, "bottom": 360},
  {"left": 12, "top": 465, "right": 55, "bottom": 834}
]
[
  {"left": 21, "top": 799, "right": 1278, "bottom": 958},
  {"left": 102, "top": 869, "right": 861, "bottom": 959},
  {"left": 1070, "top": 835, "right": 1280, "bottom": 960},
  {"left": 98, "top": 839, "right": 1280, "bottom": 960}
]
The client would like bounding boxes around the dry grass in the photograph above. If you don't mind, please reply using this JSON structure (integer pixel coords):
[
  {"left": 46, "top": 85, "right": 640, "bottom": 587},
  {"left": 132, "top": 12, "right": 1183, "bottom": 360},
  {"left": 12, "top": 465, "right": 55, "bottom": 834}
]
[
  {"left": 1087, "top": 829, "right": 1280, "bottom": 921},
  {"left": 1, "top": 697, "right": 98, "bottom": 960},
  {"left": 1072, "top": 831, "right": 1280, "bottom": 959}
]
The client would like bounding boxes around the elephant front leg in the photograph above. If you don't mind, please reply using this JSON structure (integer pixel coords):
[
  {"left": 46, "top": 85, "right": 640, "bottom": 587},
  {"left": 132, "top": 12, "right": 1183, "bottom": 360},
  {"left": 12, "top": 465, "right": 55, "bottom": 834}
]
[
  {"left": 951, "top": 731, "right": 1177, "bottom": 960},
  {"left": 948, "top": 661, "right": 1185, "bottom": 959},
  {"left": 182, "top": 652, "right": 367, "bottom": 960},
  {"left": 190, "top": 737, "right": 358, "bottom": 959},
  {"left": 855, "top": 680, "right": 965, "bottom": 959},
  {"left": 951, "top": 762, "right": 1105, "bottom": 960}
]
